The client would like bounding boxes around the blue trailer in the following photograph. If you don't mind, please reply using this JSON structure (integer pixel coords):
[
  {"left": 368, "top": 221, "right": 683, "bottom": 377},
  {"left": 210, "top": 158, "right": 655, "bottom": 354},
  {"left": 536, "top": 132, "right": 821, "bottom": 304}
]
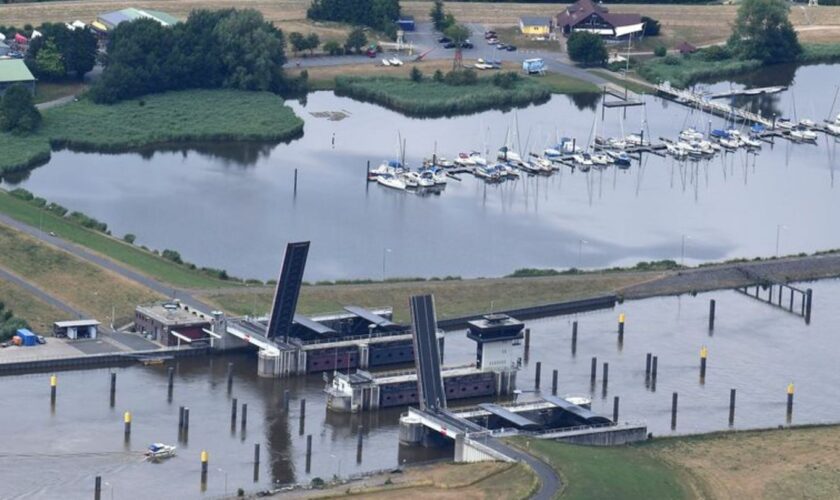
[
  {"left": 396, "top": 16, "right": 415, "bottom": 32},
  {"left": 16, "top": 328, "right": 37, "bottom": 346}
]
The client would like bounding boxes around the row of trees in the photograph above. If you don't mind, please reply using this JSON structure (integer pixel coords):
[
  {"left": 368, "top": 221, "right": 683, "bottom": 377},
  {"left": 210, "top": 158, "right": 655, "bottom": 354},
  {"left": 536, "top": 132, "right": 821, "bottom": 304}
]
[
  {"left": 91, "top": 9, "right": 298, "bottom": 104},
  {"left": 24, "top": 23, "right": 97, "bottom": 81},
  {"left": 307, "top": 0, "right": 400, "bottom": 36},
  {"left": 289, "top": 28, "right": 371, "bottom": 57}
]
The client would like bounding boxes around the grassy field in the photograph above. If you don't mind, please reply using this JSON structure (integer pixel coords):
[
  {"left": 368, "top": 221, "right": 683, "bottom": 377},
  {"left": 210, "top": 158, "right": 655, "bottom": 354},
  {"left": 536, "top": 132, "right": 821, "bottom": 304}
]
[
  {"left": 334, "top": 74, "right": 552, "bottom": 117},
  {"left": 201, "top": 271, "right": 659, "bottom": 321},
  {"left": 3, "top": 1, "right": 840, "bottom": 49},
  {"left": 507, "top": 425, "right": 840, "bottom": 500},
  {"left": 293, "top": 461, "right": 537, "bottom": 499},
  {"left": 0, "top": 89, "right": 303, "bottom": 174},
  {"left": 589, "top": 69, "right": 655, "bottom": 95},
  {"left": 0, "top": 224, "right": 161, "bottom": 322},
  {"left": 0, "top": 278, "right": 69, "bottom": 334},
  {"left": 0, "top": 190, "right": 242, "bottom": 289},
  {"left": 511, "top": 437, "right": 690, "bottom": 500},
  {"left": 540, "top": 72, "right": 600, "bottom": 94}
]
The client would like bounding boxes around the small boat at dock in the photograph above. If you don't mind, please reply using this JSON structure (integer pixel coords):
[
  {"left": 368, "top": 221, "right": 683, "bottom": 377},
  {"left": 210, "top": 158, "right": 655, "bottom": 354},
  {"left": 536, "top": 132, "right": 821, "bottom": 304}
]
[
  {"left": 145, "top": 443, "right": 176, "bottom": 461},
  {"left": 376, "top": 172, "right": 407, "bottom": 190}
]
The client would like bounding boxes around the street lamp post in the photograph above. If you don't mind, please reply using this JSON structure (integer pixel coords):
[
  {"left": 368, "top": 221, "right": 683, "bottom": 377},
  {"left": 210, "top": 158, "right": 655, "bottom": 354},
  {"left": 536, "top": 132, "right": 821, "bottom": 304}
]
[
  {"left": 577, "top": 239, "right": 588, "bottom": 269},
  {"left": 776, "top": 224, "right": 788, "bottom": 257},
  {"left": 382, "top": 248, "right": 392, "bottom": 281},
  {"left": 680, "top": 234, "right": 692, "bottom": 267},
  {"left": 218, "top": 468, "right": 228, "bottom": 496}
]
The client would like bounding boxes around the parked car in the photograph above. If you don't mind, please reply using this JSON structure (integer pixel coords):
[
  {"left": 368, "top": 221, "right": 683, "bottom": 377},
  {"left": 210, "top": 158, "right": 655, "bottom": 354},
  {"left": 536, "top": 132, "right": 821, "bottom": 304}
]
[
  {"left": 444, "top": 42, "right": 456, "bottom": 49},
  {"left": 506, "top": 45, "right": 517, "bottom": 52},
  {"left": 438, "top": 36, "right": 451, "bottom": 44},
  {"left": 486, "top": 38, "right": 498, "bottom": 45},
  {"left": 461, "top": 41, "right": 474, "bottom": 49},
  {"left": 37, "top": 336, "right": 46, "bottom": 345},
  {"left": 496, "top": 43, "right": 508, "bottom": 50},
  {"left": 484, "top": 31, "right": 496, "bottom": 39},
  {"left": 0, "top": 342, "right": 8, "bottom": 348}
]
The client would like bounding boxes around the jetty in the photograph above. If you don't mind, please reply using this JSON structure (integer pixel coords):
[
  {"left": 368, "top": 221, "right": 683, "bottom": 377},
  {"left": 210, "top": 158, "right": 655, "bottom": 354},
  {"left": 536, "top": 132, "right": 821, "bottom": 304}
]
[
  {"left": 709, "top": 86, "right": 787, "bottom": 99},
  {"left": 656, "top": 82, "right": 773, "bottom": 128}
]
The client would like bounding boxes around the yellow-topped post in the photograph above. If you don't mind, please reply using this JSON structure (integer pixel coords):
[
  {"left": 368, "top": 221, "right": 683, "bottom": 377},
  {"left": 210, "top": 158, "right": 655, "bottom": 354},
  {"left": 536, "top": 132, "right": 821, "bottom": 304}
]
[
  {"left": 786, "top": 383, "right": 795, "bottom": 420},
  {"left": 200, "top": 450, "right": 209, "bottom": 478},
  {"left": 123, "top": 411, "right": 132, "bottom": 438},
  {"left": 700, "top": 346, "right": 708, "bottom": 380},
  {"left": 50, "top": 374, "right": 57, "bottom": 404},
  {"left": 618, "top": 313, "right": 625, "bottom": 339}
]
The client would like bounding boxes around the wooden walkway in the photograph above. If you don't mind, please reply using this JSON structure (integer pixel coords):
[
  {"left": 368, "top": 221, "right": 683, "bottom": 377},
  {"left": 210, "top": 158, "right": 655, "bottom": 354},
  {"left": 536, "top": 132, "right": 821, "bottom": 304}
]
[{"left": 655, "top": 83, "right": 773, "bottom": 127}]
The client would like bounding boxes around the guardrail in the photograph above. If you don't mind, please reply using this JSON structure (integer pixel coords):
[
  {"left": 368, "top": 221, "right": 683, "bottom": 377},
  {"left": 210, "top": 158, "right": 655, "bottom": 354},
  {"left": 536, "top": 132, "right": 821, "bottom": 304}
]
[{"left": 0, "top": 346, "right": 209, "bottom": 375}]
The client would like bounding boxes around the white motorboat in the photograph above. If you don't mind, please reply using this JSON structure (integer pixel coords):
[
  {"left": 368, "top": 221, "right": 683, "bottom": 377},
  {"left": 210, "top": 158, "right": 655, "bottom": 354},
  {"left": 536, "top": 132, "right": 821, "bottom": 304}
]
[
  {"left": 775, "top": 118, "right": 793, "bottom": 130},
  {"left": 827, "top": 122, "right": 840, "bottom": 135},
  {"left": 420, "top": 168, "right": 447, "bottom": 185},
  {"left": 572, "top": 153, "right": 593, "bottom": 167},
  {"left": 591, "top": 152, "right": 611, "bottom": 165},
  {"left": 719, "top": 137, "right": 740, "bottom": 150},
  {"left": 666, "top": 143, "right": 689, "bottom": 158},
  {"left": 376, "top": 172, "right": 407, "bottom": 190},
  {"left": 145, "top": 443, "right": 176, "bottom": 460},
  {"left": 740, "top": 136, "right": 762, "bottom": 148},
  {"left": 382, "top": 58, "right": 391, "bottom": 66},
  {"left": 625, "top": 133, "right": 649, "bottom": 147},
  {"left": 474, "top": 165, "right": 503, "bottom": 182},
  {"left": 500, "top": 164, "right": 520, "bottom": 178},
  {"left": 368, "top": 160, "right": 403, "bottom": 179},
  {"left": 497, "top": 146, "right": 522, "bottom": 163},
  {"left": 679, "top": 128, "right": 704, "bottom": 142},
  {"left": 389, "top": 57, "right": 403, "bottom": 66},
  {"left": 608, "top": 150, "right": 632, "bottom": 167},
  {"left": 402, "top": 171, "right": 431, "bottom": 188},
  {"left": 790, "top": 126, "right": 817, "bottom": 142},
  {"left": 543, "top": 147, "right": 563, "bottom": 158},
  {"left": 607, "top": 137, "right": 628, "bottom": 150},
  {"left": 799, "top": 118, "right": 815, "bottom": 128}
]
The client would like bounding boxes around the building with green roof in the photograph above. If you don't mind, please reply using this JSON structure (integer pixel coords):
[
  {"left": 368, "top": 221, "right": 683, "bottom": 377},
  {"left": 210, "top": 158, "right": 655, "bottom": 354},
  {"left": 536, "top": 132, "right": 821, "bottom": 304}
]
[{"left": 0, "top": 59, "right": 35, "bottom": 95}]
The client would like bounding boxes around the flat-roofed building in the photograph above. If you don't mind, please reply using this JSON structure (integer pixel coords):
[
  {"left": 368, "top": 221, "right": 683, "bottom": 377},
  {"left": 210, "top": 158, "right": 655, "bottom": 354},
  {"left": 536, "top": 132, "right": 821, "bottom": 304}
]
[
  {"left": 135, "top": 301, "right": 211, "bottom": 346},
  {"left": 54, "top": 319, "right": 100, "bottom": 340}
]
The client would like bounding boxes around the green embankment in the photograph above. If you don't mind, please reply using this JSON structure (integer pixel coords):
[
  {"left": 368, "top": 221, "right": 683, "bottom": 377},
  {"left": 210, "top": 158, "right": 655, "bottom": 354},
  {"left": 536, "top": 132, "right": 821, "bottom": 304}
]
[
  {"left": 0, "top": 190, "right": 239, "bottom": 289},
  {"left": 334, "top": 75, "right": 553, "bottom": 117},
  {"left": 510, "top": 438, "right": 691, "bottom": 500},
  {"left": 0, "top": 89, "right": 304, "bottom": 175},
  {"left": 639, "top": 43, "right": 840, "bottom": 88}
]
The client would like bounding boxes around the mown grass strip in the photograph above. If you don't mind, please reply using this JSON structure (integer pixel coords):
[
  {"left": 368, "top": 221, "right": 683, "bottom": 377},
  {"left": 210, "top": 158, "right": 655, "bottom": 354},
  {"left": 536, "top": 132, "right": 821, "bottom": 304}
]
[{"left": 0, "top": 190, "right": 237, "bottom": 289}]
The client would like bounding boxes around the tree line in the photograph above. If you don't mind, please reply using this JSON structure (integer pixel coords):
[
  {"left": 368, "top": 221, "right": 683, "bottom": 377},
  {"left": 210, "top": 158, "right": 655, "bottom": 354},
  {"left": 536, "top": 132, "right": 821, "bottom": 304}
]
[
  {"left": 0, "top": 301, "right": 29, "bottom": 343},
  {"left": 307, "top": 0, "right": 401, "bottom": 36},
  {"left": 0, "top": 23, "right": 98, "bottom": 81},
  {"left": 91, "top": 9, "right": 303, "bottom": 104}
]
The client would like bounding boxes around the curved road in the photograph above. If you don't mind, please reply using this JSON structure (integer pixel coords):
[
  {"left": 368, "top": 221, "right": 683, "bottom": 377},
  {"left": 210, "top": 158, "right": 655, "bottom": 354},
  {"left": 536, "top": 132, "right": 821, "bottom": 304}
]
[{"left": 0, "top": 212, "right": 214, "bottom": 313}]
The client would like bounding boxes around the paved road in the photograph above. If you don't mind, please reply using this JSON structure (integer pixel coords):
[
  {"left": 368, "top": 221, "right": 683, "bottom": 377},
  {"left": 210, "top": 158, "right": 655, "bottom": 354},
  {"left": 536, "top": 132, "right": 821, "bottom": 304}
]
[
  {"left": 0, "top": 213, "right": 215, "bottom": 314},
  {"left": 495, "top": 441, "right": 560, "bottom": 500},
  {"left": 0, "top": 265, "right": 85, "bottom": 318}
]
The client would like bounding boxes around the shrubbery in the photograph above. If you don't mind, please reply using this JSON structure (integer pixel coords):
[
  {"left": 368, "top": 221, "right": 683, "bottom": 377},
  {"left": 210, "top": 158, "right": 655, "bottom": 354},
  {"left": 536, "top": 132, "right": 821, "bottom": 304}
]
[
  {"left": 0, "top": 85, "right": 41, "bottom": 135},
  {"left": 567, "top": 31, "right": 607, "bottom": 66},
  {"left": 308, "top": 0, "right": 400, "bottom": 36},
  {"left": 0, "top": 301, "right": 29, "bottom": 342}
]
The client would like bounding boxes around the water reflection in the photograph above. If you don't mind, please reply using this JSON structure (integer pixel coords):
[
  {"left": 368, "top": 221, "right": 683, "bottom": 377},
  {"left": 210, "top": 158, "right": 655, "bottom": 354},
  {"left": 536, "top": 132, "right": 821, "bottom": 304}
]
[{"left": 3, "top": 65, "right": 839, "bottom": 281}]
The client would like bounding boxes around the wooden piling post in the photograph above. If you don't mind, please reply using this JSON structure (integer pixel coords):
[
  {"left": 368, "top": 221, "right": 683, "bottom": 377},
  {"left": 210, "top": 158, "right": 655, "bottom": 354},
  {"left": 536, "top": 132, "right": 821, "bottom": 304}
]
[
  {"left": 590, "top": 357, "right": 597, "bottom": 383},
  {"left": 700, "top": 346, "right": 708, "bottom": 380},
  {"left": 602, "top": 362, "right": 609, "bottom": 393},
  {"left": 231, "top": 398, "right": 238, "bottom": 428},
  {"left": 356, "top": 426, "right": 364, "bottom": 464},
  {"left": 524, "top": 328, "right": 531, "bottom": 351},
  {"left": 613, "top": 396, "right": 620, "bottom": 423},
  {"left": 708, "top": 299, "right": 716, "bottom": 331},
  {"left": 645, "top": 353, "right": 652, "bottom": 378},
  {"left": 535, "top": 361, "right": 542, "bottom": 390},
  {"left": 167, "top": 366, "right": 174, "bottom": 401},
  {"left": 551, "top": 369, "right": 558, "bottom": 396},
  {"left": 254, "top": 443, "right": 261, "bottom": 464},
  {"left": 183, "top": 407, "right": 190, "bottom": 433},
  {"left": 729, "top": 388, "right": 736, "bottom": 426},
  {"left": 50, "top": 374, "right": 57, "bottom": 406},
  {"left": 110, "top": 372, "right": 116, "bottom": 407},
  {"left": 571, "top": 321, "right": 578, "bottom": 355},
  {"left": 95, "top": 476, "right": 102, "bottom": 500},
  {"left": 300, "top": 398, "right": 306, "bottom": 419},
  {"left": 804, "top": 289, "right": 813, "bottom": 325},
  {"left": 241, "top": 403, "right": 248, "bottom": 429},
  {"left": 178, "top": 406, "right": 185, "bottom": 429},
  {"left": 226, "top": 362, "right": 234, "bottom": 393},
  {"left": 294, "top": 168, "right": 298, "bottom": 195},
  {"left": 671, "top": 392, "right": 678, "bottom": 430},
  {"left": 305, "top": 435, "right": 312, "bottom": 473}
]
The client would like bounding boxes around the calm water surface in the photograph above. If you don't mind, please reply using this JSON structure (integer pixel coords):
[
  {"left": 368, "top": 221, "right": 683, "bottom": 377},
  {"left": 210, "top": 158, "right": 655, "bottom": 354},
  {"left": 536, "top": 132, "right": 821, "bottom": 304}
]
[
  {"left": 3, "top": 65, "right": 839, "bottom": 281},
  {"left": 3, "top": 278, "right": 840, "bottom": 498}
]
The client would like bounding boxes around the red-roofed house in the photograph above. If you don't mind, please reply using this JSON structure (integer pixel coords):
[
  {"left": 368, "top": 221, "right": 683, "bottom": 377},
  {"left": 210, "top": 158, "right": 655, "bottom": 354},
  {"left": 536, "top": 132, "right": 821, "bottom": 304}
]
[{"left": 556, "top": 0, "right": 645, "bottom": 40}]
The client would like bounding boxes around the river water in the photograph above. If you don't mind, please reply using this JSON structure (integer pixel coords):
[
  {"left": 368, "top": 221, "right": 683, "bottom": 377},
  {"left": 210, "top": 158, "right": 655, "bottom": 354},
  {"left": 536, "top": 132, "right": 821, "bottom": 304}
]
[
  {"left": 2, "top": 277, "right": 839, "bottom": 498},
  {"left": 2, "top": 64, "right": 838, "bottom": 282}
]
